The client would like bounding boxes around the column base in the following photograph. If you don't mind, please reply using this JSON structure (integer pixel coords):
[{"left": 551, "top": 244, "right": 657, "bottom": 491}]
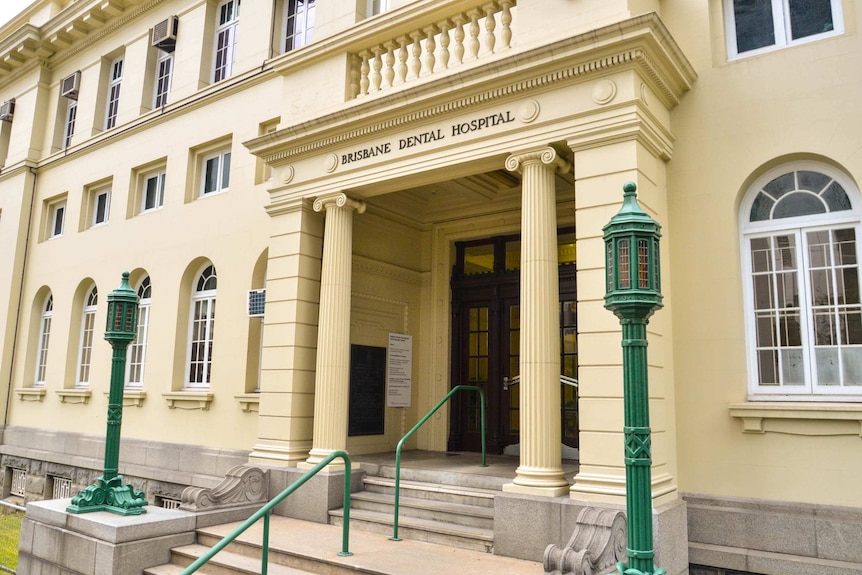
[
  {"left": 248, "top": 442, "right": 311, "bottom": 467},
  {"left": 502, "top": 465, "right": 570, "bottom": 497},
  {"left": 297, "top": 448, "right": 346, "bottom": 472}
]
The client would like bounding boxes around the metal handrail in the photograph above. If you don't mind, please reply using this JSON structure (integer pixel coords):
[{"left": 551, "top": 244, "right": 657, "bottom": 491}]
[
  {"left": 390, "top": 384, "right": 486, "bottom": 541},
  {"left": 180, "top": 450, "right": 353, "bottom": 574}
]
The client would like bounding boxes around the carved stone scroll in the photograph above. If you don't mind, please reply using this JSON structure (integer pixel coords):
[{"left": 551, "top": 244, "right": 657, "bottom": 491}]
[
  {"left": 544, "top": 507, "right": 627, "bottom": 575},
  {"left": 179, "top": 465, "right": 269, "bottom": 512}
]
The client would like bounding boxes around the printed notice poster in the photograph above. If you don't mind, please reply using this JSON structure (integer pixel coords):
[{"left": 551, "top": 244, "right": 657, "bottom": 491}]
[{"left": 387, "top": 333, "right": 413, "bottom": 407}]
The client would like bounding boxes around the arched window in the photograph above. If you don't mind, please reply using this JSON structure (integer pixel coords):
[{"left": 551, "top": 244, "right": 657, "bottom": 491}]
[
  {"left": 741, "top": 163, "right": 862, "bottom": 398},
  {"left": 34, "top": 295, "right": 53, "bottom": 387},
  {"left": 187, "top": 265, "right": 217, "bottom": 388},
  {"left": 126, "top": 276, "right": 151, "bottom": 388},
  {"left": 76, "top": 286, "right": 98, "bottom": 388}
]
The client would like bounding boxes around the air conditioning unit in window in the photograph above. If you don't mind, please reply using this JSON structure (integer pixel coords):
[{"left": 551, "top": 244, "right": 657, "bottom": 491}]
[
  {"left": 61, "top": 72, "right": 81, "bottom": 100},
  {"left": 0, "top": 99, "right": 14, "bottom": 122},
  {"left": 247, "top": 289, "right": 266, "bottom": 318},
  {"left": 152, "top": 16, "right": 179, "bottom": 53}
]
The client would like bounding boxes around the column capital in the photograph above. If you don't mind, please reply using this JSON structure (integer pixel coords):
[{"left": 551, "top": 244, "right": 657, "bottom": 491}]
[
  {"left": 312, "top": 192, "right": 366, "bottom": 214},
  {"left": 505, "top": 146, "right": 572, "bottom": 175}
]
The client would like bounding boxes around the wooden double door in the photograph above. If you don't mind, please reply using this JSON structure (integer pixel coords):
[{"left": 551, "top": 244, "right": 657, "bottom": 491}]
[{"left": 449, "top": 235, "right": 578, "bottom": 454}]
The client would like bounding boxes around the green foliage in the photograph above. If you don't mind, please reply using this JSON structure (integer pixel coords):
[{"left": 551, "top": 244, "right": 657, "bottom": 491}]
[{"left": 0, "top": 510, "right": 23, "bottom": 571}]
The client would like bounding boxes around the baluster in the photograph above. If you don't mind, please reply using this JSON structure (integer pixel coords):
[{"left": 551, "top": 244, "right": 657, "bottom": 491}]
[
  {"left": 500, "top": 0, "right": 513, "bottom": 49},
  {"left": 452, "top": 15, "right": 466, "bottom": 65},
  {"left": 467, "top": 9, "right": 481, "bottom": 60},
  {"left": 438, "top": 20, "right": 452, "bottom": 69},
  {"left": 423, "top": 26, "right": 438, "bottom": 75},
  {"left": 409, "top": 32, "right": 423, "bottom": 79},
  {"left": 371, "top": 47, "right": 384, "bottom": 92},
  {"left": 396, "top": 36, "right": 409, "bottom": 84},
  {"left": 359, "top": 50, "right": 371, "bottom": 96},
  {"left": 483, "top": 4, "right": 497, "bottom": 54},
  {"left": 349, "top": 54, "right": 361, "bottom": 99},
  {"left": 383, "top": 41, "right": 396, "bottom": 88}
]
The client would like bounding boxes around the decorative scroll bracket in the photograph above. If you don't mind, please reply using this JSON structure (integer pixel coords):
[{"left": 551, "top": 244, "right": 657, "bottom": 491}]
[
  {"left": 544, "top": 507, "right": 627, "bottom": 575},
  {"left": 180, "top": 465, "right": 269, "bottom": 512}
]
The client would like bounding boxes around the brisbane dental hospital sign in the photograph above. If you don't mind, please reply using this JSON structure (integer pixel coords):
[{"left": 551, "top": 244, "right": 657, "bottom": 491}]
[{"left": 340, "top": 110, "right": 515, "bottom": 166}]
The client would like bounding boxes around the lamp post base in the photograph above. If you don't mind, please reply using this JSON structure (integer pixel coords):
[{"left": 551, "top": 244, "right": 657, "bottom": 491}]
[
  {"left": 66, "top": 475, "right": 148, "bottom": 516},
  {"left": 617, "top": 562, "right": 667, "bottom": 575}
]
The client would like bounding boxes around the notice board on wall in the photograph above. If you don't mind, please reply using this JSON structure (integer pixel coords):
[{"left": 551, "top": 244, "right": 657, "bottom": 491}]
[
  {"left": 387, "top": 333, "right": 412, "bottom": 408},
  {"left": 348, "top": 344, "right": 386, "bottom": 436}
]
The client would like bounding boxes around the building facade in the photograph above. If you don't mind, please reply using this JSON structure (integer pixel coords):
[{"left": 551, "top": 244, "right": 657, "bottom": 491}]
[{"left": 0, "top": 0, "right": 860, "bottom": 573}]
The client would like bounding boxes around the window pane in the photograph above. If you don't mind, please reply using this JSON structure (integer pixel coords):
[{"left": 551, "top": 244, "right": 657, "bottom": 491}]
[
  {"left": 756, "top": 313, "right": 776, "bottom": 347},
  {"left": 797, "top": 170, "right": 831, "bottom": 193},
  {"left": 779, "top": 312, "right": 802, "bottom": 346},
  {"left": 763, "top": 172, "right": 794, "bottom": 199},
  {"left": 750, "top": 192, "right": 774, "bottom": 221},
  {"left": 815, "top": 347, "right": 839, "bottom": 385},
  {"left": 757, "top": 349, "right": 778, "bottom": 384},
  {"left": 780, "top": 348, "right": 805, "bottom": 384},
  {"left": 734, "top": 0, "right": 776, "bottom": 53},
  {"left": 776, "top": 272, "right": 798, "bottom": 308},
  {"left": 812, "top": 310, "right": 834, "bottom": 345},
  {"left": 841, "top": 310, "right": 862, "bottom": 344},
  {"left": 464, "top": 243, "right": 494, "bottom": 275},
  {"left": 221, "top": 152, "right": 231, "bottom": 188},
  {"left": 753, "top": 275, "right": 774, "bottom": 309},
  {"left": 750, "top": 238, "right": 772, "bottom": 272},
  {"left": 773, "top": 192, "right": 827, "bottom": 219},
  {"left": 834, "top": 229, "right": 856, "bottom": 265},
  {"left": 145, "top": 177, "right": 158, "bottom": 210},
  {"left": 822, "top": 181, "right": 852, "bottom": 212},
  {"left": 204, "top": 157, "right": 219, "bottom": 193},
  {"left": 841, "top": 347, "right": 862, "bottom": 385},
  {"left": 788, "top": 0, "right": 834, "bottom": 40},
  {"left": 505, "top": 240, "right": 520, "bottom": 271}
]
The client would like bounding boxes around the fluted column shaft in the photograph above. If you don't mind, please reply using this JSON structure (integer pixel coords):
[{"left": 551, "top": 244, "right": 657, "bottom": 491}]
[
  {"left": 503, "top": 147, "right": 571, "bottom": 496},
  {"left": 302, "top": 192, "right": 365, "bottom": 470}
]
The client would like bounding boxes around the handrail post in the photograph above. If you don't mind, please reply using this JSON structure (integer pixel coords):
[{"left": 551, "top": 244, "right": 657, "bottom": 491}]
[
  {"left": 390, "top": 384, "right": 487, "bottom": 541},
  {"left": 261, "top": 511, "right": 270, "bottom": 575}
]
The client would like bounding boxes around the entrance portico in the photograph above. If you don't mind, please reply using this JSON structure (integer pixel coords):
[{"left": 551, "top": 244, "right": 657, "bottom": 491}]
[{"left": 245, "top": 15, "right": 694, "bottom": 516}]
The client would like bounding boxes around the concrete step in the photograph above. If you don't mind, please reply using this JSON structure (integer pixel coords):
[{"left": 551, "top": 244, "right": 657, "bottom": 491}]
[
  {"left": 374, "top": 464, "right": 511, "bottom": 491},
  {"left": 329, "top": 507, "right": 494, "bottom": 553},
  {"left": 144, "top": 543, "right": 312, "bottom": 575},
  {"left": 349, "top": 490, "right": 494, "bottom": 529},
  {"left": 362, "top": 476, "right": 497, "bottom": 508},
  {"left": 149, "top": 515, "right": 539, "bottom": 575}
]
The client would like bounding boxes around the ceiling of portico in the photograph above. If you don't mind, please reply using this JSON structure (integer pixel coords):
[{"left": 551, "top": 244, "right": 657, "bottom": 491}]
[{"left": 363, "top": 166, "right": 574, "bottom": 226}]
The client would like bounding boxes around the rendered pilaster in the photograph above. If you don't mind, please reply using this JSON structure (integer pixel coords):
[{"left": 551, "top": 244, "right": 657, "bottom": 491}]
[
  {"left": 502, "top": 147, "right": 571, "bottom": 497},
  {"left": 300, "top": 192, "right": 366, "bottom": 471}
]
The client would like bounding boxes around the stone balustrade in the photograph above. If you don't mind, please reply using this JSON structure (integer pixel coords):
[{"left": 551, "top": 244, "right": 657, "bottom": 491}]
[{"left": 349, "top": 0, "right": 515, "bottom": 99}]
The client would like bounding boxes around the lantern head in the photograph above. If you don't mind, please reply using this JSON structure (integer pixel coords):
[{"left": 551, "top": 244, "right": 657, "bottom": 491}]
[
  {"left": 105, "top": 272, "right": 139, "bottom": 344},
  {"left": 603, "top": 182, "right": 663, "bottom": 319}
]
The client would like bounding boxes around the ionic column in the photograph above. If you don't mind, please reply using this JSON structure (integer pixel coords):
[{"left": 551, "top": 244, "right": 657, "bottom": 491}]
[
  {"left": 299, "top": 192, "right": 366, "bottom": 471},
  {"left": 503, "top": 147, "right": 571, "bottom": 496}
]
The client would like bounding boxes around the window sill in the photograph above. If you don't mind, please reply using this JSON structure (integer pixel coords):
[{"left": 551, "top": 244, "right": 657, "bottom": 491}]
[
  {"left": 16, "top": 388, "right": 46, "bottom": 402},
  {"left": 163, "top": 391, "right": 213, "bottom": 410},
  {"left": 103, "top": 390, "right": 147, "bottom": 407},
  {"left": 729, "top": 402, "right": 862, "bottom": 437},
  {"left": 235, "top": 393, "right": 260, "bottom": 413},
  {"left": 57, "top": 389, "right": 92, "bottom": 404}
]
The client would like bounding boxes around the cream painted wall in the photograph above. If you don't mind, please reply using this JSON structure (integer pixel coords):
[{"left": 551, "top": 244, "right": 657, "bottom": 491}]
[{"left": 665, "top": 0, "right": 862, "bottom": 507}]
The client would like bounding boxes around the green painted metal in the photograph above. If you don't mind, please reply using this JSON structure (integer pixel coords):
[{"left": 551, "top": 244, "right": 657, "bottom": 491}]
[
  {"left": 390, "top": 384, "right": 486, "bottom": 541},
  {"left": 603, "top": 183, "right": 665, "bottom": 575},
  {"left": 67, "top": 272, "right": 147, "bottom": 516},
  {"left": 179, "top": 450, "right": 353, "bottom": 575}
]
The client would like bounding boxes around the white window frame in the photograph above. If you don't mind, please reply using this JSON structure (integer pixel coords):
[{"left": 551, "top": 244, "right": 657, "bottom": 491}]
[
  {"left": 213, "top": 0, "right": 241, "bottom": 82},
  {"left": 34, "top": 295, "right": 53, "bottom": 387},
  {"left": 63, "top": 99, "right": 77, "bottom": 149},
  {"left": 105, "top": 56, "right": 123, "bottom": 129},
  {"left": 49, "top": 201, "right": 66, "bottom": 239},
  {"left": 283, "top": 0, "right": 315, "bottom": 52},
  {"left": 201, "top": 148, "right": 231, "bottom": 196},
  {"left": 76, "top": 286, "right": 98, "bottom": 388},
  {"left": 186, "top": 265, "right": 217, "bottom": 389},
  {"left": 126, "top": 277, "right": 151, "bottom": 388},
  {"left": 154, "top": 51, "right": 173, "bottom": 108},
  {"left": 92, "top": 188, "right": 111, "bottom": 226},
  {"left": 740, "top": 162, "right": 862, "bottom": 400},
  {"left": 141, "top": 170, "right": 166, "bottom": 212},
  {"left": 724, "top": 0, "right": 844, "bottom": 60}
]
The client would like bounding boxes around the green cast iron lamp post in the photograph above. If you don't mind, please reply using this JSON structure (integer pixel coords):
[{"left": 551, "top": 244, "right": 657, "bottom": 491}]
[
  {"left": 603, "top": 182, "right": 664, "bottom": 575},
  {"left": 67, "top": 272, "right": 148, "bottom": 516}
]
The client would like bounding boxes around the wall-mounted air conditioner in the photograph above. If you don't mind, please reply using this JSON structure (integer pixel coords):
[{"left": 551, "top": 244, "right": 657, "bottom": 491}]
[
  {"left": 61, "top": 72, "right": 81, "bottom": 100},
  {"left": 152, "top": 16, "right": 179, "bottom": 53},
  {"left": 247, "top": 289, "right": 266, "bottom": 318},
  {"left": 0, "top": 99, "right": 14, "bottom": 122}
]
